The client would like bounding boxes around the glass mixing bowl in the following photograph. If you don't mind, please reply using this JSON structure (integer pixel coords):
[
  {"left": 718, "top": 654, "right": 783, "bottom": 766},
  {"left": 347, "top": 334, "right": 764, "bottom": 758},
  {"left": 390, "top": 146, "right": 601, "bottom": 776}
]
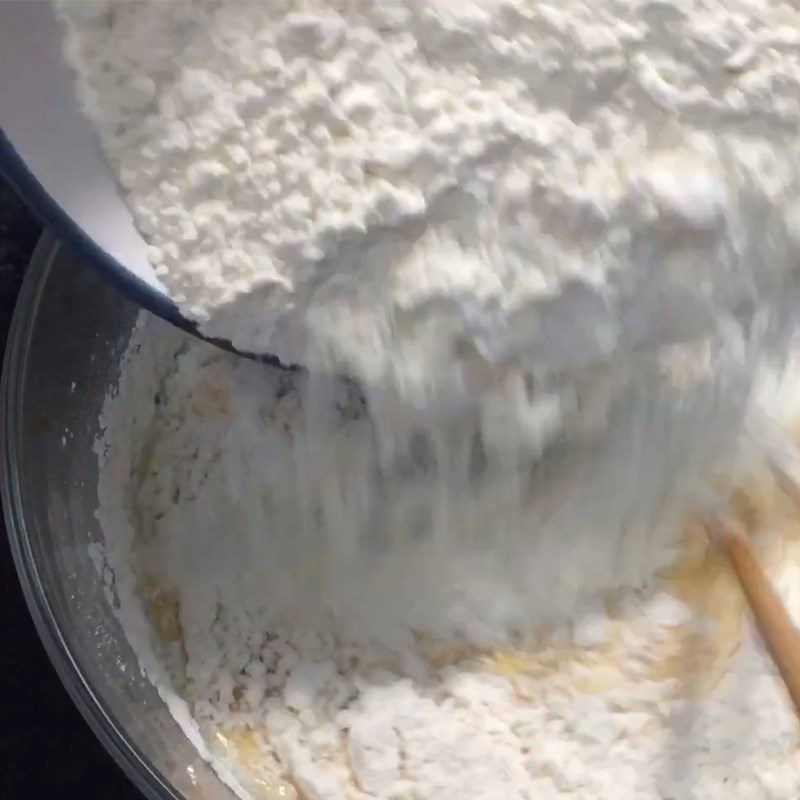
[
  {"left": 7, "top": 235, "right": 796, "bottom": 800},
  {"left": 1, "top": 232, "right": 237, "bottom": 800}
]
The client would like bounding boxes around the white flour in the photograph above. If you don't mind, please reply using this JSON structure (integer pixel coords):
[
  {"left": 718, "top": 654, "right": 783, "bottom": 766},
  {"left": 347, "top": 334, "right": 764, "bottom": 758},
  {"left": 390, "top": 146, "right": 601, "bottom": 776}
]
[
  {"left": 61, "top": 0, "right": 800, "bottom": 406},
  {"left": 66, "top": 1, "right": 800, "bottom": 797},
  {"left": 95, "top": 315, "right": 800, "bottom": 800}
]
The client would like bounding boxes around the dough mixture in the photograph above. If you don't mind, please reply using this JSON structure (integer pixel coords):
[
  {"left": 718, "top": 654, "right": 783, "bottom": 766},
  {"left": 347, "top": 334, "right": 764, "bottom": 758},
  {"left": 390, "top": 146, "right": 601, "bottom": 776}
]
[{"left": 94, "top": 316, "right": 800, "bottom": 800}]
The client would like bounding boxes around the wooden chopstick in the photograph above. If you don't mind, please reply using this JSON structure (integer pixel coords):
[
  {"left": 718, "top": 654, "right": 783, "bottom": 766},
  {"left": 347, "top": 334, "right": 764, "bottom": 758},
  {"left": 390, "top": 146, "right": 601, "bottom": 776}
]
[{"left": 705, "top": 516, "right": 800, "bottom": 718}]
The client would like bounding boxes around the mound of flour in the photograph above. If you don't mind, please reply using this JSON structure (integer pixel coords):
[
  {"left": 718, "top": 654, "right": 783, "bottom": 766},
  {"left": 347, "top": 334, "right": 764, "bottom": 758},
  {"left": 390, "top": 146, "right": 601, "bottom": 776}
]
[
  {"left": 67, "top": 2, "right": 800, "bottom": 795},
  {"left": 61, "top": 0, "right": 800, "bottom": 405},
  {"left": 95, "top": 315, "right": 800, "bottom": 800}
]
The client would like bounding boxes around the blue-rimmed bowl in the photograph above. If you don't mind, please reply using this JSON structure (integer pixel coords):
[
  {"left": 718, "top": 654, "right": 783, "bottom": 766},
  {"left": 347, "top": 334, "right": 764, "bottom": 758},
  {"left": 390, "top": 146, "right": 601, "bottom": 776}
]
[{"left": 0, "top": 1, "right": 197, "bottom": 336}]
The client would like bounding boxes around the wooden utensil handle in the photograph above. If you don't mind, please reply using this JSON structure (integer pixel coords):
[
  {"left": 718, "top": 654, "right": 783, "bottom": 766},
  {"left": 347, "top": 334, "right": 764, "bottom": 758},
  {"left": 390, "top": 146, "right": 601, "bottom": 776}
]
[{"left": 714, "top": 522, "right": 800, "bottom": 717}]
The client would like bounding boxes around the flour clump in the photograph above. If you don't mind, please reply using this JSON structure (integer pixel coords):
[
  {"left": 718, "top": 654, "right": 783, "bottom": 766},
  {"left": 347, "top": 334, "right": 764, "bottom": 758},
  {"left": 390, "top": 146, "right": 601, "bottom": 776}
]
[{"left": 60, "top": 0, "right": 800, "bottom": 404}]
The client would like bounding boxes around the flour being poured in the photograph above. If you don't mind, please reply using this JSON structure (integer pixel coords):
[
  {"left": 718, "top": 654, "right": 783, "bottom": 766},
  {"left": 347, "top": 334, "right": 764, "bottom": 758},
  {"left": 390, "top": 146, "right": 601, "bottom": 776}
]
[
  {"left": 61, "top": 0, "right": 800, "bottom": 405},
  {"left": 62, "top": 1, "right": 800, "bottom": 798},
  {"left": 95, "top": 316, "right": 800, "bottom": 800}
]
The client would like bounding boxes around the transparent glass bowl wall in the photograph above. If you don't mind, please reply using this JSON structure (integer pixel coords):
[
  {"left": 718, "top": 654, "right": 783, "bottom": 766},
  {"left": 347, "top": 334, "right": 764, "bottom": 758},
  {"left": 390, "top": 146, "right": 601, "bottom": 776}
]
[
  {"left": 1, "top": 233, "right": 236, "bottom": 800},
  {"left": 7, "top": 235, "right": 794, "bottom": 800}
]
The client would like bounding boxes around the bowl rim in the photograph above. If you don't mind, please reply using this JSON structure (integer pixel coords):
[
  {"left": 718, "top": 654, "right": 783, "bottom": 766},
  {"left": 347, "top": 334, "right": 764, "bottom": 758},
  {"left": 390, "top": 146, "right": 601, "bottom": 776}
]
[
  {"left": 0, "top": 128, "right": 196, "bottom": 337},
  {"left": 0, "top": 231, "right": 182, "bottom": 800},
  {"left": 0, "top": 134, "right": 286, "bottom": 369}
]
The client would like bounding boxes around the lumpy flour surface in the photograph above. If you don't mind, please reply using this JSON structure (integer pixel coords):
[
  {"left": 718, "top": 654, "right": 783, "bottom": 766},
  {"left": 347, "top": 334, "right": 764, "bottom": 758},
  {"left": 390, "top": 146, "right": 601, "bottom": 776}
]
[
  {"left": 96, "top": 316, "right": 800, "bottom": 800},
  {"left": 61, "top": 0, "right": 800, "bottom": 402},
  {"left": 64, "top": 1, "right": 800, "bottom": 797}
]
